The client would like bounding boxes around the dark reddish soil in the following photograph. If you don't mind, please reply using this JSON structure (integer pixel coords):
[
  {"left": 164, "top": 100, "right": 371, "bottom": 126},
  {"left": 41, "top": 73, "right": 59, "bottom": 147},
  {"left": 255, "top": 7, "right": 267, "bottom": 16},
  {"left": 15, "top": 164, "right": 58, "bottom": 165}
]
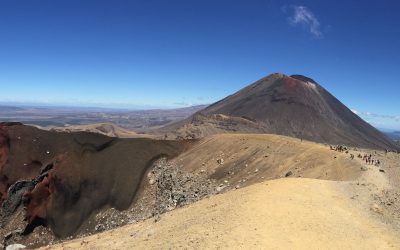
[{"left": 0, "top": 123, "right": 190, "bottom": 240}]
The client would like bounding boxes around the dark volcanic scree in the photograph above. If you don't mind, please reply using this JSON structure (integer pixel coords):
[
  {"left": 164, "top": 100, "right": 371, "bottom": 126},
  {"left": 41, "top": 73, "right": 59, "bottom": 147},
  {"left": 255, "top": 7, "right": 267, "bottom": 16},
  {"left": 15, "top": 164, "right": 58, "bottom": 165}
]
[
  {"left": 161, "top": 73, "right": 398, "bottom": 150},
  {"left": 0, "top": 123, "right": 189, "bottom": 237}
]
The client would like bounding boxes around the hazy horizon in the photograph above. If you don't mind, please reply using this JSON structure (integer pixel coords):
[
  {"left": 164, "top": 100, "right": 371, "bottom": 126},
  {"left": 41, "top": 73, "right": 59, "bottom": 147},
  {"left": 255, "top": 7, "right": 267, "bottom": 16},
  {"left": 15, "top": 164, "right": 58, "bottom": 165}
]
[{"left": 1, "top": 101, "right": 400, "bottom": 132}]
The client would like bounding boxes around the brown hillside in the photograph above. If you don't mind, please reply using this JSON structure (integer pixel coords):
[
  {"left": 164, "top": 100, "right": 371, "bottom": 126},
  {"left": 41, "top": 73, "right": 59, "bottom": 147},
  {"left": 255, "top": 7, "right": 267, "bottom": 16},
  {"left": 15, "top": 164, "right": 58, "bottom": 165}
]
[
  {"left": 0, "top": 123, "right": 189, "bottom": 238},
  {"left": 160, "top": 73, "right": 397, "bottom": 150},
  {"left": 171, "top": 133, "right": 361, "bottom": 187}
]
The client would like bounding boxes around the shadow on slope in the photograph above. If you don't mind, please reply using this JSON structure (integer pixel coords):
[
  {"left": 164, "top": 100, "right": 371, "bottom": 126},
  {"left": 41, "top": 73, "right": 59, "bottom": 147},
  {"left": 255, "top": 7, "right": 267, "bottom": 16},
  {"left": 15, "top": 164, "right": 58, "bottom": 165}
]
[{"left": 0, "top": 123, "right": 189, "bottom": 237}]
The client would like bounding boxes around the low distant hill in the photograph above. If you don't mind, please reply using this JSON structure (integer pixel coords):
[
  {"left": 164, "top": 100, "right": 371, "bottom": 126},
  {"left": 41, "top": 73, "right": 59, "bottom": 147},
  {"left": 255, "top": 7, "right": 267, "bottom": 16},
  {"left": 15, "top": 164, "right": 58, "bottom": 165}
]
[
  {"left": 384, "top": 131, "right": 400, "bottom": 146},
  {"left": 160, "top": 73, "right": 398, "bottom": 150},
  {"left": 46, "top": 123, "right": 147, "bottom": 138},
  {"left": 0, "top": 105, "right": 206, "bottom": 130},
  {"left": 0, "top": 106, "right": 25, "bottom": 112}
]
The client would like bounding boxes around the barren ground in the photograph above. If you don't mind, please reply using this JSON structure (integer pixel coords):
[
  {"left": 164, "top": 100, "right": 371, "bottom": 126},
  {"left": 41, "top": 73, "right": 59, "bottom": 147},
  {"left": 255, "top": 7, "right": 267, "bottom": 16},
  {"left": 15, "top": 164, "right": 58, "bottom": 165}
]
[
  {"left": 41, "top": 177, "right": 400, "bottom": 250},
  {"left": 41, "top": 123, "right": 149, "bottom": 138},
  {"left": 36, "top": 134, "right": 400, "bottom": 249}
]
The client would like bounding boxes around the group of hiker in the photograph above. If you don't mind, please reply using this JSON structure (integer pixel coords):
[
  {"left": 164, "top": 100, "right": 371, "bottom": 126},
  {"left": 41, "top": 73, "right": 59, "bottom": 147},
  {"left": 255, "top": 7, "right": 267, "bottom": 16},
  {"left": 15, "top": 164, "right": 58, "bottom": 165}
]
[
  {"left": 358, "top": 153, "right": 381, "bottom": 166},
  {"left": 385, "top": 149, "right": 400, "bottom": 154},
  {"left": 330, "top": 144, "right": 354, "bottom": 159},
  {"left": 329, "top": 145, "right": 382, "bottom": 166},
  {"left": 330, "top": 145, "right": 348, "bottom": 153}
]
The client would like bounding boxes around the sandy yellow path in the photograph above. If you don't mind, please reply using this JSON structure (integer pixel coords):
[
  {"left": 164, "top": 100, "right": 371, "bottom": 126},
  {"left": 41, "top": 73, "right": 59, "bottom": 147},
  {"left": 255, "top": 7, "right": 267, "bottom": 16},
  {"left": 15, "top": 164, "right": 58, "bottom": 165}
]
[{"left": 42, "top": 178, "right": 399, "bottom": 250}]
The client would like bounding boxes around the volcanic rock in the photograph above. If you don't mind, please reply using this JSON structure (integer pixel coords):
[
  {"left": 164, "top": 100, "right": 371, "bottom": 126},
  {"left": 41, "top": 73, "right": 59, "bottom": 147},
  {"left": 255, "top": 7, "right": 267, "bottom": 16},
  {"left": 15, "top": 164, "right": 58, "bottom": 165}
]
[
  {"left": 160, "top": 73, "right": 398, "bottom": 150},
  {"left": 285, "top": 171, "right": 293, "bottom": 177},
  {"left": 0, "top": 124, "right": 189, "bottom": 237},
  {"left": 5, "top": 244, "right": 26, "bottom": 250}
]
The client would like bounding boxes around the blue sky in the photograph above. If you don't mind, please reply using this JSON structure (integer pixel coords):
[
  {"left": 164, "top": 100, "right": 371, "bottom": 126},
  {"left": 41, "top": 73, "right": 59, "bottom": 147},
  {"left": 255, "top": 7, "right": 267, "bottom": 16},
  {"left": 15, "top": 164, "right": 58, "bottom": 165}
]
[{"left": 0, "top": 0, "right": 399, "bottom": 129}]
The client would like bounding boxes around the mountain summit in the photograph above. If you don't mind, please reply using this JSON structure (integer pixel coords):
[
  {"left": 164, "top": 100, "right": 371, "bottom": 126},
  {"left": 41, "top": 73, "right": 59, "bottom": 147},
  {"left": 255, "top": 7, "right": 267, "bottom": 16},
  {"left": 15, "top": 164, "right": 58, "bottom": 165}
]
[{"left": 161, "top": 73, "right": 397, "bottom": 150}]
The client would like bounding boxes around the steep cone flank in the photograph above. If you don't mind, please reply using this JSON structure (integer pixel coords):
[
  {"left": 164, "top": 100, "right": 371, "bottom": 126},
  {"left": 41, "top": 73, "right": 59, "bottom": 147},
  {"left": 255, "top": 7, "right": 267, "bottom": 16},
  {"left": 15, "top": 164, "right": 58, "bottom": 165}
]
[{"left": 162, "top": 73, "right": 397, "bottom": 150}]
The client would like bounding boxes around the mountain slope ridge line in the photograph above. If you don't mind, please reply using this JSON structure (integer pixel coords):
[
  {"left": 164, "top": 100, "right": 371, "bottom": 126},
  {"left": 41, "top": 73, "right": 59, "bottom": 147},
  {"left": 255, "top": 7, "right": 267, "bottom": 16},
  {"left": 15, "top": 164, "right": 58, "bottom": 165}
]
[{"left": 158, "top": 73, "right": 398, "bottom": 150}]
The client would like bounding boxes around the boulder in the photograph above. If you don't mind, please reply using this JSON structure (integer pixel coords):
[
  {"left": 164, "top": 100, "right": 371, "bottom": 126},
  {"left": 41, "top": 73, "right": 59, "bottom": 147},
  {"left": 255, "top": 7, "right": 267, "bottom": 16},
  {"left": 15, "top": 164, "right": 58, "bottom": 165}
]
[
  {"left": 5, "top": 244, "right": 26, "bottom": 250},
  {"left": 285, "top": 171, "right": 293, "bottom": 177}
]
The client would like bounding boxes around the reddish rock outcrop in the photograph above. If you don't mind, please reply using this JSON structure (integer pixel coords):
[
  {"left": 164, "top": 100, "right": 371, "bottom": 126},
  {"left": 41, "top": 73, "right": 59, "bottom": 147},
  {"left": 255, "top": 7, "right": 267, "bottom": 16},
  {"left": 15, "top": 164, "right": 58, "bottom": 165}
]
[
  {"left": 24, "top": 174, "right": 53, "bottom": 225},
  {"left": 0, "top": 124, "right": 190, "bottom": 237},
  {"left": 0, "top": 126, "right": 10, "bottom": 204}
]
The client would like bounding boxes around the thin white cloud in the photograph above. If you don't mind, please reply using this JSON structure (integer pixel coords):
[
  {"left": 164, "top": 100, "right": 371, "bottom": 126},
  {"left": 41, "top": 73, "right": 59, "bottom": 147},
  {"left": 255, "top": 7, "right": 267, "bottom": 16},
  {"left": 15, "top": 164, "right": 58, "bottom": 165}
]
[
  {"left": 353, "top": 110, "right": 400, "bottom": 130},
  {"left": 287, "top": 5, "right": 323, "bottom": 38}
]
